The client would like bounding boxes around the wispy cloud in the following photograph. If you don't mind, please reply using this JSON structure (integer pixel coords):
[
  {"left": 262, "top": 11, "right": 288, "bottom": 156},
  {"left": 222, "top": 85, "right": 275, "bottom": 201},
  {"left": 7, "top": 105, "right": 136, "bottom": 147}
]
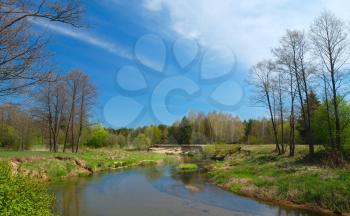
[{"left": 30, "top": 18, "right": 133, "bottom": 60}]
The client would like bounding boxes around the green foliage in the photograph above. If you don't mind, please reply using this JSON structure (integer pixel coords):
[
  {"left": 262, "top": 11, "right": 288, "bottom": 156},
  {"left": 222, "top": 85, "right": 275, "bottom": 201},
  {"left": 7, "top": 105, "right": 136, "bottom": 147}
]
[
  {"left": 176, "top": 117, "right": 192, "bottom": 144},
  {"left": 312, "top": 99, "right": 350, "bottom": 150},
  {"left": 243, "top": 118, "right": 275, "bottom": 144},
  {"left": 133, "top": 133, "right": 151, "bottom": 150},
  {"left": 114, "top": 134, "right": 128, "bottom": 148},
  {"left": 297, "top": 90, "right": 321, "bottom": 143},
  {"left": 144, "top": 126, "right": 162, "bottom": 144},
  {"left": 0, "top": 125, "right": 19, "bottom": 149},
  {"left": 85, "top": 124, "right": 108, "bottom": 148},
  {"left": 0, "top": 161, "right": 54, "bottom": 215}
]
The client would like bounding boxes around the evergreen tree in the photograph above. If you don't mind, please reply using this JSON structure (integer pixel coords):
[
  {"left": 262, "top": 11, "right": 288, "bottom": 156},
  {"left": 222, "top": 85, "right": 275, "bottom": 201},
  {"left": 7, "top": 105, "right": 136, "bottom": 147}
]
[
  {"left": 177, "top": 117, "right": 192, "bottom": 144},
  {"left": 297, "top": 90, "right": 320, "bottom": 143}
]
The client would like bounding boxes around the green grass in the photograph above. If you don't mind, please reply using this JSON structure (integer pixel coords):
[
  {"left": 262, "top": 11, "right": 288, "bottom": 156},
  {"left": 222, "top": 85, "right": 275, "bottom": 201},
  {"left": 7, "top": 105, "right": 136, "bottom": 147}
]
[
  {"left": 202, "top": 144, "right": 241, "bottom": 160},
  {"left": 207, "top": 144, "right": 350, "bottom": 213},
  {"left": 0, "top": 148, "right": 176, "bottom": 181},
  {"left": 176, "top": 163, "right": 199, "bottom": 172}
]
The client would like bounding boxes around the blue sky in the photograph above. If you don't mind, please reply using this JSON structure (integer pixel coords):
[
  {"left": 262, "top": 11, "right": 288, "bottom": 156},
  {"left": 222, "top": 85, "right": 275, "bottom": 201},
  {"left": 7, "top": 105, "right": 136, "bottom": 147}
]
[{"left": 32, "top": 0, "right": 350, "bottom": 128}]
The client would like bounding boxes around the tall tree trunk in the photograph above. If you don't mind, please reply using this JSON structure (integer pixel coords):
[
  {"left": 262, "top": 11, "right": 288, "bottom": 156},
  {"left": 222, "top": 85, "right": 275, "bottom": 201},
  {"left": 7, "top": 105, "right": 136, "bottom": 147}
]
[
  {"left": 266, "top": 90, "right": 281, "bottom": 154},
  {"left": 63, "top": 88, "right": 75, "bottom": 153},
  {"left": 53, "top": 91, "right": 59, "bottom": 152},
  {"left": 289, "top": 107, "right": 295, "bottom": 156},
  {"left": 328, "top": 45, "right": 341, "bottom": 153},
  {"left": 76, "top": 87, "right": 86, "bottom": 153},
  {"left": 330, "top": 70, "right": 341, "bottom": 152},
  {"left": 278, "top": 75, "right": 285, "bottom": 154},
  {"left": 300, "top": 63, "right": 313, "bottom": 155},
  {"left": 47, "top": 86, "right": 54, "bottom": 152},
  {"left": 323, "top": 73, "right": 335, "bottom": 149},
  {"left": 289, "top": 68, "right": 296, "bottom": 156},
  {"left": 63, "top": 120, "right": 70, "bottom": 152},
  {"left": 67, "top": 82, "right": 77, "bottom": 153}
]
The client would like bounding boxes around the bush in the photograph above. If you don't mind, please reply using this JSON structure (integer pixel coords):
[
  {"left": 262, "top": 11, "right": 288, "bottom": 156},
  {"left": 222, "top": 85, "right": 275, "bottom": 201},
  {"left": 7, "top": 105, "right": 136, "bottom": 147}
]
[
  {"left": 115, "top": 134, "right": 128, "bottom": 148},
  {"left": 0, "top": 126, "right": 19, "bottom": 149},
  {"left": 85, "top": 124, "right": 108, "bottom": 148},
  {"left": 133, "top": 133, "right": 151, "bottom": 150},
  {"left": 0, "top": 161, "right": 54, "bottom": 215}
]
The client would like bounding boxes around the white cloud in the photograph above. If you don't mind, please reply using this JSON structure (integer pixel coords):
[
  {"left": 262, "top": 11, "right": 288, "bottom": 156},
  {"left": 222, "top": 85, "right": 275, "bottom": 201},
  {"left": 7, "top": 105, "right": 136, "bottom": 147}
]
[
  {"left": 143, "top": 0, "right": 350, "bottom": 65},
  {"left": 30, "top": 18, "right": 133, "bottom": 60}
]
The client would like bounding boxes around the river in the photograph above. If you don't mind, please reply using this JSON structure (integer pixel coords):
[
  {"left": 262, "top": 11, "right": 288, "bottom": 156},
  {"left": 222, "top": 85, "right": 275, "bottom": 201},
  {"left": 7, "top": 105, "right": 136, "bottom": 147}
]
[{"left": 51, "top": 166, "right": 321, "bottom": 216}]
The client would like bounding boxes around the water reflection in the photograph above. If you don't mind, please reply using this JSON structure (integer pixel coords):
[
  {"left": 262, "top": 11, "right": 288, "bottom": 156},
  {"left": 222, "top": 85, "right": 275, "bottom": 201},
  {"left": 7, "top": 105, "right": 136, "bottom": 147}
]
[
  {"left": 143, "top": 167, "right": 163, "bottom": 182},
  {"left": 51, "top": 167, "right": 322, "bottom": 216}
]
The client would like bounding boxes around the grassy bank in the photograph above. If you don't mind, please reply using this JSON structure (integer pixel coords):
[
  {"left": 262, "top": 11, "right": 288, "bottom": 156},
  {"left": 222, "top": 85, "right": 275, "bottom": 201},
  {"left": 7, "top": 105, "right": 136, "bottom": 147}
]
[
  {"left": 205, "top": 144, "right": 350, "bottom": 215},
  {"left": 0, "top": 148, "right": 175, "bottom": 215},
  {"left": 0, "top": 148, "right": 175, "bottom": 181}
]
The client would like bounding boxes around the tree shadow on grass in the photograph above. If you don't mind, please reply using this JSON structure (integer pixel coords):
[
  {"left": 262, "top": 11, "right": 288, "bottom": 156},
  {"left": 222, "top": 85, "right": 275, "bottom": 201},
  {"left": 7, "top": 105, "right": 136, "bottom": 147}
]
[{"left": 294, "top": 150, "right": 348, "bottom": 168}]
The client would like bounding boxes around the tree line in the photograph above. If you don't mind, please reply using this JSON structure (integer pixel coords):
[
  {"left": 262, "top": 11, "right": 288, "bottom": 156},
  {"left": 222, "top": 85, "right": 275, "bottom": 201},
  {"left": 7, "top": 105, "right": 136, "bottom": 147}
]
[
  {"left": 251, "top": 11, "right": 350, "bottom": 159},
  {"left": 101, "top": 111, "right": 310, "bottom": 150}
]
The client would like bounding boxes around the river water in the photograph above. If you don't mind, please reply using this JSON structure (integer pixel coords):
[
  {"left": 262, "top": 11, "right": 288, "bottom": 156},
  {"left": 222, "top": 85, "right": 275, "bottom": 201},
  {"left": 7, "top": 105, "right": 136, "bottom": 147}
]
[{"left": 51, "top": 166, "right": 321, "bottom": 216}]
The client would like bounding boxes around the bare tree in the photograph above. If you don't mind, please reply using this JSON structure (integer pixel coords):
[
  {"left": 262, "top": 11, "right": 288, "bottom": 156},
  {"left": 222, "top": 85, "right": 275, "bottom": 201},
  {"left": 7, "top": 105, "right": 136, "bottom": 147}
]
[
  {"left": 273, "top": 30, "right": 315, "bottom": 156},
  {"left": 75, "top": 73, "right": 96, "bottom": 153},
  {"left": 0, "top": 0, "right": 83, "bottom": 32},
  {"left": 64, "top": 69, "right": 96, "bottom": 153},
  {"left": 273, "top": 52, "right": 297, "bottom": 156},
  {"left": 251, "top": 60, "right": 282, "bottom": 154},
  {"left": 0, "top": 0, "right": 82, "bottom": 97},
  {"left": 34, "top": 72, "right": 66, "bottom": 152},
  {"left": 310, "top": 11, "right": 350, "bottom": 154},
  {"left": 63, "top": 71, "right": 78, "bottom": 152},
  {"left": 0, "top": 103, "right": 37, "bottom": 150},
  {"left": 276, "top": 69, "right": 286, "bottom": 153}
]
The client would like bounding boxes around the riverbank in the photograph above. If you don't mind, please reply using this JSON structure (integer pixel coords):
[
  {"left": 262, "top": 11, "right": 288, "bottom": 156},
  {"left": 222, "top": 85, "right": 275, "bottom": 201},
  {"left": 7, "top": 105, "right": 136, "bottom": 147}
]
[
  {"left": 0, "top": 148, "right": 176, "bottom": 181},
  {"left": 0, "top": 148, "right": 176, "bottom": 215},
  {"left": 205, "top": 144, "right": 350, "bottom": 215}
]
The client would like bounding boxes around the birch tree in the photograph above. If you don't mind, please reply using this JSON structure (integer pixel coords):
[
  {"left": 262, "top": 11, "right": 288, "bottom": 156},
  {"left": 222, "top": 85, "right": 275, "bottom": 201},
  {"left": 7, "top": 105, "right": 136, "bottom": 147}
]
[{"left": 310, "top": 11, "right": 350, "bottom": 155}]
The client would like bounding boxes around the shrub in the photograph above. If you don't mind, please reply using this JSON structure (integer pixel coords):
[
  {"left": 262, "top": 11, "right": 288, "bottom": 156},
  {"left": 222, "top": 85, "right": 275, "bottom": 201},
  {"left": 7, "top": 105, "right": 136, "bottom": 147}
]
[
  {"left": 0, "top": 161, "right": 54, "bottom": 215},
  {"left": 85, "top": 124, "right": 108, "bottom": 148},
  {"left": 115, "top": 134, "right": 128, "bottom": 148},
  {"left": 133, "top": 133, "right": 151, "bottom": 150}
]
